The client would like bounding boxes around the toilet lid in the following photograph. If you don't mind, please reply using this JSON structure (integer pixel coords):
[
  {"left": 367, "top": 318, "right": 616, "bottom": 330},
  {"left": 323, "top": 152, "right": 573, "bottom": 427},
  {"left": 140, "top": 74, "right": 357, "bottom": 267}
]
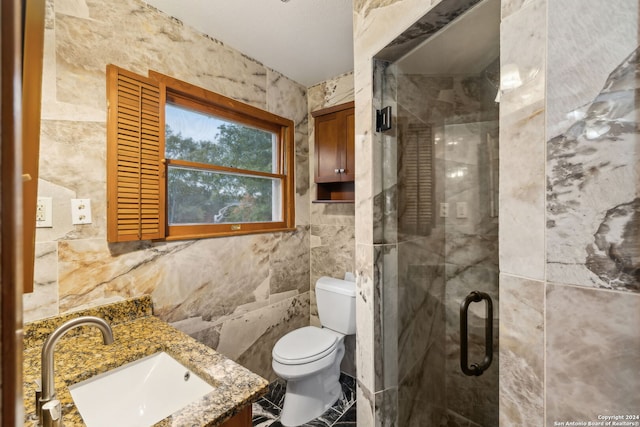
[{"left": 272, "top": 326, "right": 339, "bottom": 365}]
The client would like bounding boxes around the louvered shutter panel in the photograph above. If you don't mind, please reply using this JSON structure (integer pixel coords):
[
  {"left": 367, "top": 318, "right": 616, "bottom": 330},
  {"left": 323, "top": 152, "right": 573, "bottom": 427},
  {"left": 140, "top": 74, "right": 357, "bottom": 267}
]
[
  {"left": 399, "top": 123, "right": 434, "bottom": 236},
  {"left": 107, "top": 65, "right": 166, "bottom": 242}
]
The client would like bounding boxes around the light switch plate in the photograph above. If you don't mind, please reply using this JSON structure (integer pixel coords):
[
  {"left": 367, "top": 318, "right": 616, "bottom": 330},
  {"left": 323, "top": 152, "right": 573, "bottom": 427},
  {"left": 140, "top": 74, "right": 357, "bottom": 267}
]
[
  {"left": 71, "top": 198, "right": 92, "bottom": 224},
  {"left": 439, "top": 202, "right": 449, "bottom": 218},
  {"left": 456, "top": 201, "right": 468, "bottom": 218}
]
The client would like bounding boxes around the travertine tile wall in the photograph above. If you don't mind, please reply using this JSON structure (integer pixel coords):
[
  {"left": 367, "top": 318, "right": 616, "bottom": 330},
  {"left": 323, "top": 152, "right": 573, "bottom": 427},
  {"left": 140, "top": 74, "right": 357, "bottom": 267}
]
[
  {"left": 307, "top": 72, "right": 357, "bottom": 376},
  {"left": 23, "top": 0, "right": 311, "bottom": 381},
  {"left": 354, "top": 0, "right": 640, "bottom": 425}
]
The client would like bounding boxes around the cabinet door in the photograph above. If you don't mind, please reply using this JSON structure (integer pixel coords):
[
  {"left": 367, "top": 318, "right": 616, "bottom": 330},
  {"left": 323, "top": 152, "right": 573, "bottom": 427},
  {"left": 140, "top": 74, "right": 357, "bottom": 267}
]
[
  {"left": 341, "top": 108, "right": 355, "bottom": 182},
  {"left": 314, "top": 113, "right": 342, "bottom": 183},
  {"left": 221, "top": 405, "right": 252, "bottom": 427}
]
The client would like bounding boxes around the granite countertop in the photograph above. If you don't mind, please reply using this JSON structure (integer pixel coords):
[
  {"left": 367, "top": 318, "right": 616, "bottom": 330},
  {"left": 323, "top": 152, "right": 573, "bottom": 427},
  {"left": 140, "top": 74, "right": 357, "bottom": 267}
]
[{"left": 22, "top": 296, "right": 269, "bottom": 426}]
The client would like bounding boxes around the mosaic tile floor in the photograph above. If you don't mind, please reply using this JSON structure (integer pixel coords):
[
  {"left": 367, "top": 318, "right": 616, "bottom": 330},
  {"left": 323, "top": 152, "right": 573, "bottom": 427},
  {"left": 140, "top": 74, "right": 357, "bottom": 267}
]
[{"left": 252, "top": 373, "right": 356, "bottom": 426}]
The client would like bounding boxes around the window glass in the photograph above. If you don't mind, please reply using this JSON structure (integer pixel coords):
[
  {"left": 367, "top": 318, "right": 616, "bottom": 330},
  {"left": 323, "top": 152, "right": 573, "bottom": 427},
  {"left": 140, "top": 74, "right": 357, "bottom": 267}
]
[
  {"left": 165, "top": 103, "right": 277, "bottom": 174},
  {"left": 167, "top": 167, "right": 281, "bottom": 224}
]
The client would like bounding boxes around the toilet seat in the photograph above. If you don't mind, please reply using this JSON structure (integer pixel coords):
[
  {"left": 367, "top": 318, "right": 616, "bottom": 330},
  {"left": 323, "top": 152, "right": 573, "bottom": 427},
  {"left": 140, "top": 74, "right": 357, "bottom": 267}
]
[{"left": 272, "top": 326, "right": 338, "bottom": 365}]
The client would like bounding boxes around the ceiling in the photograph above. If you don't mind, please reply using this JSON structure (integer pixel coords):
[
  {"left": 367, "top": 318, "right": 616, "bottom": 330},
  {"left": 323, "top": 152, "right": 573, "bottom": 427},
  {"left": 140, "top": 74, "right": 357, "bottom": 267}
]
[{"left": 144, "top": 0, "right": 354, "bottom": 87}]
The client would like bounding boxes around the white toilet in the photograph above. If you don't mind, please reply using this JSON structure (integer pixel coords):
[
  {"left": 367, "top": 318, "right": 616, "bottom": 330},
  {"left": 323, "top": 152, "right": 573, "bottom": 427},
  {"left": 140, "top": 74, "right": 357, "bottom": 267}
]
[{"left": 272, "top": 276, "right": 356, "bottom": 426}]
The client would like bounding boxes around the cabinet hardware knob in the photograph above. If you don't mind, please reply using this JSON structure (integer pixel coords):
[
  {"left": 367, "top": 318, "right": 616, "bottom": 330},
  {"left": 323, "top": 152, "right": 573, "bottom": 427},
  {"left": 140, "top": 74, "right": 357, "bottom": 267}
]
[
  {"left": 339, "top": 168, "right": 345, "bottom": 173},
  {"left": 334, "top": 169, "right": 340, "bottom": 174}
]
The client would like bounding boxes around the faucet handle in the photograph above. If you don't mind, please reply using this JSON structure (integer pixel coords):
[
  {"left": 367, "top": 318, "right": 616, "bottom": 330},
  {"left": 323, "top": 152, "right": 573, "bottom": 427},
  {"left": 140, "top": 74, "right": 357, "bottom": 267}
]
[{"left": 41, "top": 399, "right": 63, "bottom": 427}]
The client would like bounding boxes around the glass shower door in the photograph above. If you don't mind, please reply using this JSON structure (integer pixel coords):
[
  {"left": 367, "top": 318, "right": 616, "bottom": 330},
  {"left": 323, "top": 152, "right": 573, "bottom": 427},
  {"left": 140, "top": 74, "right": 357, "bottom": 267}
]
[{"left": 376, "top": 0, "right": 500, "bottom": 425}]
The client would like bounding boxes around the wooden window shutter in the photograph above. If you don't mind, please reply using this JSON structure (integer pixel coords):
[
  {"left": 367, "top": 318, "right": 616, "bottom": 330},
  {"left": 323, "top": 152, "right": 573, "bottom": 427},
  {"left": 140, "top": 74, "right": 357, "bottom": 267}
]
[{"left": 106, "top": 65, "right": 166, "bottom": 242}]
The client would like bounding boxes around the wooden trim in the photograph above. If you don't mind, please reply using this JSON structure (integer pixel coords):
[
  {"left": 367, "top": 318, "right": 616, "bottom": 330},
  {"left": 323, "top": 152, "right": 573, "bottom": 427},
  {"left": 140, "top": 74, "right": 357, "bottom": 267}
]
[
  {"left": 151, "top": 70, "right": 292, "bottom": 126},
  {"left": 167, "top": 159, "right": 284, "bottom": 180},
  {"left": 283, "top": 122, "right": 295, "bottom": 229},
  {"left": 167, "top": 93, "right": 283, "bottom": 136},
  {"left": 21, "top": 0, "right": 46, "bottom": 294},
  {"left": 2, "top": 0, "right": 25, "bottom": 424},
  {"left": 311, "top": 101, "right": 354, "bottom": 118},
  {"left": 342, "top": 107, "right": 355, "bottom": 181},
  {"left": 312, "top": 199, "right": 355, "bottom": 204},
  {"left": 166, "top": 223, "right": 295, "bottom": 240}
]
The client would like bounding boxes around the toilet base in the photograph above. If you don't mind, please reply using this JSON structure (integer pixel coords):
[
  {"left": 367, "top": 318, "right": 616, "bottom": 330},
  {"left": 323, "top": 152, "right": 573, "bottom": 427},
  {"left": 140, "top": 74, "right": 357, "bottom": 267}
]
[
  {"left": 279, "top": 369, "right": 342, "bottom": 426},
  {"left": 272, "top": 329, "right": 347, "bottom": 426}
]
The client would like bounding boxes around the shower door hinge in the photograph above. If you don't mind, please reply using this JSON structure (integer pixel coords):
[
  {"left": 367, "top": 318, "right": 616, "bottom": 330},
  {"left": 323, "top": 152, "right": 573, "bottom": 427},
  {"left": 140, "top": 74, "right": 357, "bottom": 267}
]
[{"left": 376, "top": 106, "right": 392, "bottom": 132}]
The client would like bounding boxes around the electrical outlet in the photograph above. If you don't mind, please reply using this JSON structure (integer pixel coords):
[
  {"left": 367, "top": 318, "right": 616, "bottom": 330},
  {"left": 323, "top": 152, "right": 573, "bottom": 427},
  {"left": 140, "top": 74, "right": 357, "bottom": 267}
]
[
  {"left": 36, "top": 201, "right": 45, "bottom": 221},
  {"left": 456, "top": 202, "right": 468, "bottom": 218},
  {"left": 71, "top": 198, "right": 92, "bottom": 225},
  {"left": 36, "top": 197, "right": 53, "bottom": 228},
  {"left": 439, "top": 202, "right": 449, "bottom": 218}
]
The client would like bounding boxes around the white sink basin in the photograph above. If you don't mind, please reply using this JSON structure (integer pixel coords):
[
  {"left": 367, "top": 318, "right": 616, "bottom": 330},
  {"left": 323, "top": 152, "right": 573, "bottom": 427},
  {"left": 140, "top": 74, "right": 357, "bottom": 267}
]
[{"left": 69, "top": 352, "right": 214, "bottom": 427}]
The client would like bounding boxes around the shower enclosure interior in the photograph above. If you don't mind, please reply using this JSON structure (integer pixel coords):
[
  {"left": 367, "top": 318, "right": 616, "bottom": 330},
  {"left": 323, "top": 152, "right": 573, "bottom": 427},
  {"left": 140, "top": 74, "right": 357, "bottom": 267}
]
[{"left": 374, "top": 0, "right": 500, "bottom": 425}]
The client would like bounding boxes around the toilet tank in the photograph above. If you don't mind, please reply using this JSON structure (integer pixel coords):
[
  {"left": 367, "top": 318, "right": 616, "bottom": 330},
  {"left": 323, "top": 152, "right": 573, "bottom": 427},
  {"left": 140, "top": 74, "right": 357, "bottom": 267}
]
[{"left": 316, "top": 276, "right": 356, "bottom": 335}]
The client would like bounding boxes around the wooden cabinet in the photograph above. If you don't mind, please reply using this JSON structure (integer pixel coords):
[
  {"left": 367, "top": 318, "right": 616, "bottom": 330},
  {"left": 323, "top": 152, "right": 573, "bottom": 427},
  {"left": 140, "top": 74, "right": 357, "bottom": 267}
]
[
  {"left": 221, "top": 405, "right": 252, "bottom": 427},
  {"left": 311, "top": 101, "right": 355, "bottom": 202}
]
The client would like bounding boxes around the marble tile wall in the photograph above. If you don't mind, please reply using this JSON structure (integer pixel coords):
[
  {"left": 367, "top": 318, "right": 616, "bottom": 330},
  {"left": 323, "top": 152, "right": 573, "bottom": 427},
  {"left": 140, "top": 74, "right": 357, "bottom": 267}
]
[
  {"left": 498, "top": 0, "right": 547, "bottom": 424},
  {"left": 24, "top": 0, "right": 311, "bottom": 382},
  {"left": 499, "top": 0, "right": 546, "bottom": 282},
  {"left": 546, "top": 284, "right": 640, "bottom": 422},
  {"left": 501, "top": 0, "right": 640, "bottom": 423},
  {"left": 544, "top": 0, "right": 640, "bottom": 423},
  {"left": 307, "top": 72, "right": 357, "bottom": 376},
  {"left": 546, "top": 0, "right": 639, "bottom": 292},
  {"left": 499, "top": 274, "right": 544, "bottom": 426}
]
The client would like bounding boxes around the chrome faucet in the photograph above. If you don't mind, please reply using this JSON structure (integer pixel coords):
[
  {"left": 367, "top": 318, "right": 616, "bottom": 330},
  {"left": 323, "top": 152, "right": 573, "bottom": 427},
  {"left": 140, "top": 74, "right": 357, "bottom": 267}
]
[{"left": 37, "top": 316, "right": 114, "bottom": 427}]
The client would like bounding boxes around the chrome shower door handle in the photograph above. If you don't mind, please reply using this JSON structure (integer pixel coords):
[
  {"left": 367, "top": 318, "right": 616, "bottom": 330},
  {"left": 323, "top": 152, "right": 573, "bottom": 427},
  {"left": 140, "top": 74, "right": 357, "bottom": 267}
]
[{"left": 460, "top": 290, "right": 493, "bottom": 376}]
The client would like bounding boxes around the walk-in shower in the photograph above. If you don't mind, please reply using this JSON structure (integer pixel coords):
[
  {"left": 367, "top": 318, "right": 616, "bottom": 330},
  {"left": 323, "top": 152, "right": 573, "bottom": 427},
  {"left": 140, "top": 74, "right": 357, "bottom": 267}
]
[{"left": 373, "top": 0, "right": 500, "bottom": 424}]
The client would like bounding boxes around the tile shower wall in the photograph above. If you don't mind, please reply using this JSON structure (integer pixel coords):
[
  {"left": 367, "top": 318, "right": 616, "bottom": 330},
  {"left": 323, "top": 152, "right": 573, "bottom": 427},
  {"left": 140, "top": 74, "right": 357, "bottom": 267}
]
[
  {"left": 24, "top": 0, "right": 310, "bottom": 381},
  {"left": 502, "top": 0, "right": 640, "bottom": 423},
  {"left": 544, "top": 0, "right": 640, "bottom": 423},
  {"left": 354, "top": 0, "right": 640, "bottom": 425},
  {"left": 307, "top": 72, "right": 356, "bottom": 376},
  {"left": 498, "top": 0, "right": 547, "bottom": 424}
]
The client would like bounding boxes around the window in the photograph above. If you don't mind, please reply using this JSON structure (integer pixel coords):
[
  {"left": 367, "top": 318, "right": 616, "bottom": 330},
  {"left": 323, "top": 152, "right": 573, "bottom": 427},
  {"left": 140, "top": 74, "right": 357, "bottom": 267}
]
[{"left": 106, "top": 65, "right": 295, "bottom": 242}]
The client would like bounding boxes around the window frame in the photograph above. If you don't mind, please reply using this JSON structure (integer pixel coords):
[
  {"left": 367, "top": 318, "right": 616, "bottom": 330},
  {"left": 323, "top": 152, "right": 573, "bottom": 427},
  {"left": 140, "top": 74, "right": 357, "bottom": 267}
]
[
  {"left": 155, "top": 72, "right": 295, "bottom": 240},
  {"left": 107, "top": 65, "right": 296, "bottom": 242}
]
